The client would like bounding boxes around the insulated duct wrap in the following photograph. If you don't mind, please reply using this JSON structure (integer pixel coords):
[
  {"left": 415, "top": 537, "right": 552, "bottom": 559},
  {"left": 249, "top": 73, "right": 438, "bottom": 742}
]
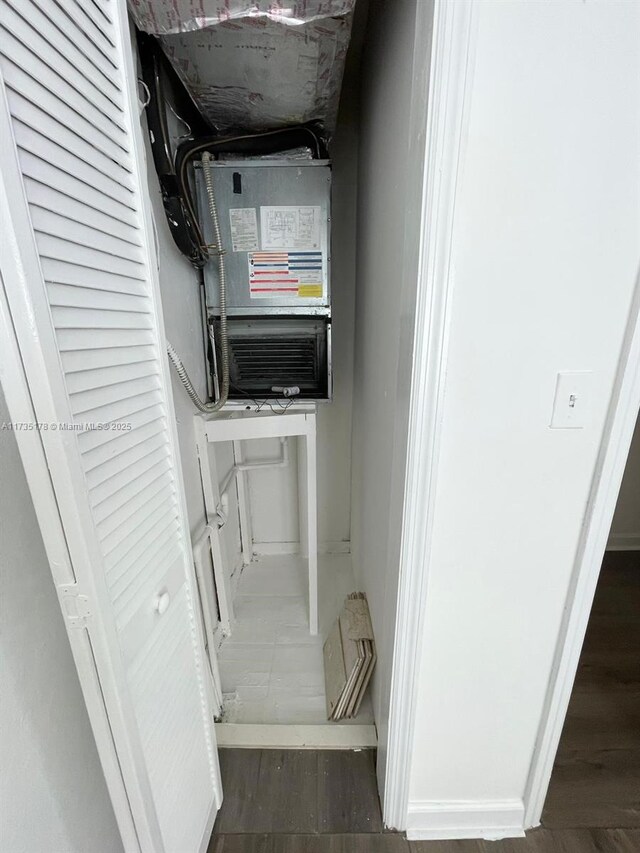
[{"left": 129, "top": 1, "right": 356, "bottom": 136}]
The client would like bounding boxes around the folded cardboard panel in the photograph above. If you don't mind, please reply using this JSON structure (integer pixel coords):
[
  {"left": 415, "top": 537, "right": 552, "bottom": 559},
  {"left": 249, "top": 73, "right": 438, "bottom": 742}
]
[{"left": 323, "top": 592, "right": 376, "bottom": 721}]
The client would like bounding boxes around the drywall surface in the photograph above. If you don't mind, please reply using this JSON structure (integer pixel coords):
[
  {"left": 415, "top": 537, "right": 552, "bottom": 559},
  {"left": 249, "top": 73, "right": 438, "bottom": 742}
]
[
  {"left": 0, "top": 389, "right": 123, "bottom": 853},
  {"left": 351, "top": 0, "right": 434, "bottom": 794},
  {"left": 407, "top": 0, "right": 640, "bottom": 818},
  {"left": 609, "top": 413, "right": 640, "bottom": 550}
]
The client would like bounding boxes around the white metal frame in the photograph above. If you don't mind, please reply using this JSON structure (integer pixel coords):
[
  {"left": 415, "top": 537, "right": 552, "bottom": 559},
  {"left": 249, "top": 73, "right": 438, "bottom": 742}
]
[{"left": 195, "top": 410, "right": 319, "bottom": 636}]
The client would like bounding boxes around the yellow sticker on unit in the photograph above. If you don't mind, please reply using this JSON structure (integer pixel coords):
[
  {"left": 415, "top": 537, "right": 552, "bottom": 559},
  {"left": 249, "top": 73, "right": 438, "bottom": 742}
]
[{"left": 298, "top": 284, "right": 323, "bottom": 298}]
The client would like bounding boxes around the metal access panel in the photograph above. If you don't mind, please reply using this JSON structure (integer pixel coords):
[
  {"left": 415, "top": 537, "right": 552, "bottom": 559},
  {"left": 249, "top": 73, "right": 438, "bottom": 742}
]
[
  {"left": 196, "top": 160, "right": 331, "bottom": 315},
  {"left": 210, "top": 315, "right": 332, "bottom": 400}
]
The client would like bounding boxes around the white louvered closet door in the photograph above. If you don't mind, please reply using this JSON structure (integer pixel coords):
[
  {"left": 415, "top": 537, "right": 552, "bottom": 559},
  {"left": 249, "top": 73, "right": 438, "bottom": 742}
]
[{"left": 0, "top": 1, "right": 221, "bottom": 851}]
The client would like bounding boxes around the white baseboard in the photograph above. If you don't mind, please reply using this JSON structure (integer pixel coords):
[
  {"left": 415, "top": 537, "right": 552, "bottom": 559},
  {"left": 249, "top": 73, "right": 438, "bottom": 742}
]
[
  {"left": 319, "top": 541, "right": 351, "bottom": 554},
  {"left": 406, "top": 799, "right": 525, "bottom": 841},
  {"left": 215, "top": 722, "right": 376, "bottom": 749},
  {"left": 606, "top": 533, "right": 640, "bottom": 551},
  {"left": 252, "top": 541, "right": 299, "bottom": 555},
  {"left": 252, "top": 540, "right": 351, "bottom": 556}
]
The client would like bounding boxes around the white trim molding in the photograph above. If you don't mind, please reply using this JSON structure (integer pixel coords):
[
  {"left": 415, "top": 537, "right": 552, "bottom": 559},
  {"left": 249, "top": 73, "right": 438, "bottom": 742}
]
[
  {"left": 252, "top": 540, "right": 351, "bottom": 556},
  {"left": 523, "top": 276, "right": 640, "bottom": 827},
  {"left": 215, "top": 723, "right": 377, "bottom": 750},
  {"left": 606, "top": 533, "right": 640, "bottom": 551},
  {"left": 406, "top": 799, "right": 525, "bottom": 842},
  {"left": 382, "top": 0, "right": 475, "bottom": 831}
]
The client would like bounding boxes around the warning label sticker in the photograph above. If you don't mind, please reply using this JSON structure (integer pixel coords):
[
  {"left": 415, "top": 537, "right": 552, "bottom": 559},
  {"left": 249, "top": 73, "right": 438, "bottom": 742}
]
[
  {"left": 298, "top": 284, "right": 323, "bottom": 298},
  {"left": 248, "top": 251, "right": 323, "bottom": 299},
  {"left": 229, "top": 208, "right": 259, "bottom": 252}
]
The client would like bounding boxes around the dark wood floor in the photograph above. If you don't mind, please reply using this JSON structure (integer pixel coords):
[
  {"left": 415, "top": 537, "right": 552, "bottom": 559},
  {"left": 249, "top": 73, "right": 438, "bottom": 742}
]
[
  {"left": 542, "top": 550, "right": 640, "bottom": 829},
  {"left": 212, "top": 749, "right": 383, "bottom": 837},
  {"left": 210, "top": 552, "right": 640, "bottom": 851}
]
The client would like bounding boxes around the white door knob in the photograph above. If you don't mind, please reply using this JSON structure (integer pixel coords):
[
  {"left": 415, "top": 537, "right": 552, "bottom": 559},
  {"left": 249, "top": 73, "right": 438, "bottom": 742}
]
[{"left": 155, "top": 591, "right": 170, "bottom": 615}]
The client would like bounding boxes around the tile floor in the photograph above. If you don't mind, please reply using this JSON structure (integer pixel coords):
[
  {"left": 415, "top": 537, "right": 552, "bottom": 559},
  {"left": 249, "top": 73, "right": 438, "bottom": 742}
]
[{"left": 217, "top": 553, "right": 374, "bottom": 725}]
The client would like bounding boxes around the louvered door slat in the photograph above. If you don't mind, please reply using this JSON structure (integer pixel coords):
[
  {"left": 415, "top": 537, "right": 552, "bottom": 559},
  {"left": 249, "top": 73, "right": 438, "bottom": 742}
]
[
  {"left": 0, "top": 31, "right": 125, "bottom": 145},
  {"left": 90, "top": 445, "right": 170, "bottom": 510},
  {"left": 106, "top": 522, "right": 180, "bottom": 597},
  {"left": 71, "top": 381, "right": 161, "bottom": 424},
  {"left": 36, "top": 236, "right": 143, "bottom": 280},
  {"left": 42, "top": 258, "right": 146, "bottom": 297},
  {"left": 65, "top": 363, "right": 158, "bottom": 399},
  {"left": 8, "top": 96, "right": 134, "bottom": 192},
  {"left": 85, "top": 430, "right": 167, "bottom": 490},
  {"left": 78, "top": 404, "right": 166, "bottom": 457},
  {"left": 15, "top": 129, "right": 135, "bottom": 214},
  {"left": 70, "top": 0, "right": 116, "bottom": 50},
  {"left": 61, "top": 346, "right": 157, "bottom": 375},
  {"left": 103, "top": 504, "right": 178, "bottom": 578},
  {"left": 100, "top": 486, "right": 173, "bottom": 557},
  {"left": 49, "top": 284, "right": 150, "bottom": 315},
  {"left": 114, "top": 542, "right": 183, "bottom": 627},
  {"left": 79, "top": 408, "right": 165, "bottom": 462},
  {"left": 96, "top": 468, "right": 174, "bottom": 539},
  {"left": 1, "top": 2, "right": 220, "bottom": 850},
  {"left": 30, "top": 0, "right": 119, "bottom": 83},
  {"left": 26, "top": 180, "right": 142, "bottom": 247},
  {"left": 1, "top": 55, "right": 128, "bottom": 162},
  {"left": 31, "top": 204, "right": 143, "bottom": 265},
  {"left": 22, "top": 156, "right": 138, "bottom": 229},
  {"left": 56, "top": 328, "right": 156, "bottom": 353},
  {"left": 2, "top": 1, "right": 124, "bottom": 114},
  {"left": 74, "top": 393, "right": 164, "bottom": 434},
  {"left": 52, "top": 307, "right": 152, "bottom": 331}
]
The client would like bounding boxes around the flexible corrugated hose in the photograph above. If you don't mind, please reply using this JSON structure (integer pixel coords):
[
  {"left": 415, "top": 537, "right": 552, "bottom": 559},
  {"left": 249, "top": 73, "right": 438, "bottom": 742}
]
[
  {"left": 166, "top": 340, "right": 214, "bottom": 413},
  {"left": 167, "top": 150, "right": 229, "bottom": 412}
]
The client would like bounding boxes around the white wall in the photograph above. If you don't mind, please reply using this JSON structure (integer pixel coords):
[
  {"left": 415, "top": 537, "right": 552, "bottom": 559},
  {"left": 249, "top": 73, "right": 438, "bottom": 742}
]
[
  {"left": 0, "top": 389, "right": 123, "bottom": 853},
  {"left": 407, "top": 0, "right": 640, "bottom": 828},
  {"left": 351, "top": 0, "right": 434, "bottom": 792},
  {"left": 609, "top": 413, "right": 640, "bottom": 550}
]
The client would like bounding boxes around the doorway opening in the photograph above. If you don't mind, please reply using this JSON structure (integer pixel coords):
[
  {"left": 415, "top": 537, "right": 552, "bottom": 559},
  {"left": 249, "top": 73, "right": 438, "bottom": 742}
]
[{"left": 542, "top": 414, "right": 640, "bottom": 829}]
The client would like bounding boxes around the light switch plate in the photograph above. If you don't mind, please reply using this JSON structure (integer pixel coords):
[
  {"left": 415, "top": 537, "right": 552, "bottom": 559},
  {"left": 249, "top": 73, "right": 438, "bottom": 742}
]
[{"left": 550, "top": 371, "right": 593, "bottom": 429}]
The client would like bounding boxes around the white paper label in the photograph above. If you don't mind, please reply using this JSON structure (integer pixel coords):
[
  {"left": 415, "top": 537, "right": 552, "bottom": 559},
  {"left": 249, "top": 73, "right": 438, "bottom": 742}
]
[
  {"left": 260, "top": 205, "right": 322, "bottom": 251},
  {"left": 229, "top": 207, "right": 259, "bottom": 252}
]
